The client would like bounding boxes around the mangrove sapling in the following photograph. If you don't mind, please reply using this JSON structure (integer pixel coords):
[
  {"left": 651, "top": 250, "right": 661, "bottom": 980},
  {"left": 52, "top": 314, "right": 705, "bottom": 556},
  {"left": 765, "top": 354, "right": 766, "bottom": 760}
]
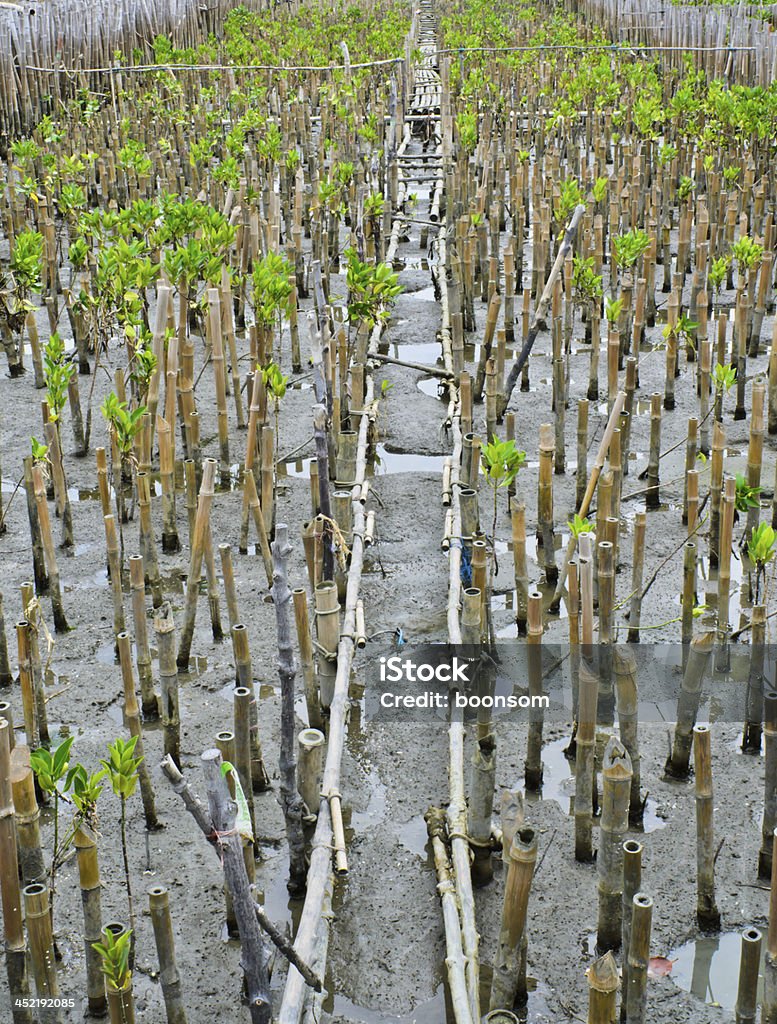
[
  {"left": 92, "top": 926, "right": 135, "bottom": 1024},
  {"left": 100, "top": 392, "right": 147, "bottom": 528},
  {"left": 0, "top": 229, "right": 42, "bottom": 377},
  {"left": 747, "top": 522, "right": 776, "bottom": 605},
  {"left": 30, "top": 735, "right": 77, "bottom": 929},
  {"left": 481, "top": 436, "right": 525, "bottom": 642},
  {"left": 100, "top": 736, "right": 144, "bottom": 962},
  {"left": 271, "top": 524, "right": 307, "bottom": 895}
]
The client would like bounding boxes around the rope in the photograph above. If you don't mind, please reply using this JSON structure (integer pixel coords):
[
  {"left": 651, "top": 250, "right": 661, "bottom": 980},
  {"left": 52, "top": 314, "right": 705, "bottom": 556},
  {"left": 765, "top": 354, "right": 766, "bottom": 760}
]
[{"left": 20, "top": 41, "right": 760, "bottom": 77}]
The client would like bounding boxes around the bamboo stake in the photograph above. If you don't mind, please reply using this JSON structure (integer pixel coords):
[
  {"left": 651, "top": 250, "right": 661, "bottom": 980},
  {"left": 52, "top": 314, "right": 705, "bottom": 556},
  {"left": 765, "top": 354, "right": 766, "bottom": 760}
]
[
  {"left": 735, "top": 927, "right": 762, "bottom": 1024},
  {"left": 551, "top": 392, "right": 625, "bottom": 612},
  {"left": 489, "top": 826, "right": 537, "bottom": 1011},
  {"left": 613, "top": 649, "right": 641, "bottom": 825},
  {"left": 158, "top": 415, "right": 180, "bottom": 553},
  {"left": 293, "top": 588, "right": 323, "bottom": 732},
  {"left": 621, "top": 839, "right": 642, "bottom": 1020},
  {"left": 148, "top": 885, "right": 187, "bottom": 1024},
  {"left": 233, "top": 686, "right": 257, "bottom": 837},
  {"left": 575, "top": 569, "right": 598, "bottom": 862},
  {"left": 24, "top": 881, "right": 63, "bottom": 1021},
  {"left": 666, "top": 632, "right": 715, "bottom": 779},
  {"left": 588, "top": 951, "right": 619, "bottom": 1024},
  {"left": 694, "top": 724, "right": 720, "bottom": 929},
  {"left": 22, "top": 456, "right": 48, "bottom": 595},
  {"left": 117, "top": 632, "right": 159, "bottom": 830},
  {"left": 314, "top": 580, "right": 339, "bottom": 710},
  {"left": 1, "top": 720, "right": 33, "bottom": 1023},
  {"left": 760, "top": 691, "right": 777, "bottom": 880},
  {"left": 136, "top": 472, "right": 163, "bottom": 609},
  {"left": 469, "top": 733, "right": 496, "bottom": 887},
  {"left": 525, "top": 593, "right": 544, "bottom": 790},
  {"left": 74, "top": 824, "right": 106, "bottom": 1018},
  {"left": 626, "top": 513, "right": 646, "bottom": 643},
  {"left": 231, "top": 624, "right": 269, "bottom": 791},
  {"left": 154, "top": 602, "right": 180, "bottom": 768},
  {"left": 219, "top": 544, "right": 240, "bottom": 629},
  {"left": 298, "top": 729, "right": 325, "bottom": 818},
  {"left": 625, "top": 893, "right": 652, "bottom": 1024},
  {"left": 104, "top": 514, "right": 126, "bottom": 642},
  {"left": 500, "top": 205, "right": 585, "bottom": 417},
  {"left": 31, "top": 465, "right": 68, "bottom": 632},
  {"left": 597, "top": 738, "right": 632, "bottom": 953},
  {"left": 10, "top": 753, "right": 45, "bottom": 884},
  {"left": 177, "top": 458, "right": 217, "bottom": 669},
  {"left": 129, "top": 555, "right": 158, "bottom": 719},
  {"left": 16, "top": 621, "right": 37, "bottom": 748},
  {"left": 765, "top": 829, "right": 777, "bottom": 1024}
]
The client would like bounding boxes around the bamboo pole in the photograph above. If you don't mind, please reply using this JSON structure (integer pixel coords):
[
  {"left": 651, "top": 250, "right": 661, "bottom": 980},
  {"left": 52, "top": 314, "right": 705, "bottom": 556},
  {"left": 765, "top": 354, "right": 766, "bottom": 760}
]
[
  {"left": 74, "top": 824, "right": 106, "bottom": 1018},
  {"left": 626, "top": 513, "right": 646, "bottom": 643},
  {"left": 694, "top": 724, "right": 720, "bottom": 929},
  {"left": 426, "top": 807, "right": 475, "bottom": 1024},
  {"left": 765, "top": 829, "right": 777, "bottom": 1024},
  {"left": 24, "top": 881, "right": 63, "bottom": 1021},
  {"left": 31, "top": 465, "right": 68, "bottom": 632},
  {"left": 525, "top": 593, "right": 544, "bottom": 790},
  {"left": 760, "top": 692, "right": 777, "bottom": 880},
  {"left": 177, "top": 458, "right": 217, "bottom": 669},
  {"left": 575, "top": 562, "right": 598, "bottom": 863},
  {"left": 129, "top": 555, "right": 158, "bottom": 719},
  {"left": 314, "top": 580, "right": 339, "bottom": 710},
  {"left": 137, "top": 472, "right": 163, "bottom": 608},
  {"left": 16, "top": 621, "right": 36, "bottom": 748},
  {"left": 293, "top": 589, "right": 323, "bottom": 732},
  {"left": 469, "top": 733, "right": 496, "bottom": 887},
  {"left": 117, "top": 632, "right": 159, "bottom": 830},
  {"left": 1, "top": 720, "right": 33, "bottom": 1023},
  {"left": 625, "top": 893, "right": 652, "bottom": 1024},
  {"left": 233, "top": 686, "right": 257, "bottom": 838},
  {"left": 588, "top": 951, "right": 619, "bottom": 1024},
  {"left": 22, "top": 456, "right": 48, "bottom": 595},
  {"left": 735, "top": 927, "right": 762, "bottom": 1024},
  {"left": 666, "top": 633, "right": 715, "bottom": 779},
  {"left": 10, "top": 753, "right": 45, "bottom": 884},
  {"left": 219, "top": 544, "right": 240, "bottom": 629},
  {"left": 597, "top": 738, "right": 632, "bottom": 953},
  {"left": 621, "top": 839, "right": 642, "bottom": 1021},
  {"left": 551, "top": 392, "right": 625, "bottom": 611},
  {"left": 148, "top": 885, "right": 187, "bottom": 1024},
  {"left": 298, "top": 729, "right": 325, "bottom": 818},
  {"left": 104, "top": 513, "right": 126, "bottom": 642},
  {"left": 489, "top": 826, "right": 537, "bottom": 1011},
  {"left": 231, "top": 624, "right": 269, "bottom": 791},
  {"left": 154, "top": 602, "right": 180, "bottom": 768}
]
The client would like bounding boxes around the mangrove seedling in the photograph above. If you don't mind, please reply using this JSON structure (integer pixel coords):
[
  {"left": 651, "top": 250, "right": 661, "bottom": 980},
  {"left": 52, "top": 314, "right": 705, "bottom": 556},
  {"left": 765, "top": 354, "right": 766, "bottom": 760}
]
[
  {"left": 713, "top": 362, "right": 737, "bottom": 420},
  {"left": 30, "top": 735, "right": 75, "bottom": 924},
  {"left": 44, "top": 333, "right": 75, "bottom": 436},
  {"left": 568, "top": 513, "right": 595, "bottom": 538},
  {"left": 101, "top": 736, "right": 143, "bottom": 949},
  {"left": 735, "top": 474, "right": 762, "bottom": 516},
  {"left": 481, "top": 436, "right": 526, "bottom": 598},
  {"left": 747, "top": 523, "right": 776, "bottom": 604},
  {"left": 101, "top": 391, "right": 147, "bottom": 522}
]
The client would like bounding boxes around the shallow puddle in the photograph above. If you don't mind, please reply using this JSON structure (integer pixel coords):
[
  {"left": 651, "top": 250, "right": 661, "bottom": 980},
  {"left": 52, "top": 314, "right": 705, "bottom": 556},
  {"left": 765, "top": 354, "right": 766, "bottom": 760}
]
[
  {"left": 280, "top": 444, "right": 446, "bottom": 479},
  {"left": 668, "top": 929, "right": 765, "bottom": 1010}
]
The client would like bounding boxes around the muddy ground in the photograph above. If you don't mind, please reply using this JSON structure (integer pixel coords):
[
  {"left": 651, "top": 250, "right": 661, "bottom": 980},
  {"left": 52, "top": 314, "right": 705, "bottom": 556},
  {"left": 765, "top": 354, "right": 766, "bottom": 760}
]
[{"left": 1, "top": 87, "right": 777, "bottom": 1024}]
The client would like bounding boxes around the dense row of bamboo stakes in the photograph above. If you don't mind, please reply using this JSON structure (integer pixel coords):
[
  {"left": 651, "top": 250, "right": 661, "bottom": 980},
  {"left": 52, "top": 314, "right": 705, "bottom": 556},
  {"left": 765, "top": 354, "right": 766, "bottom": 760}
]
[{"left": 0, "top": 0, "right": 776, "bottom": 1020}]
